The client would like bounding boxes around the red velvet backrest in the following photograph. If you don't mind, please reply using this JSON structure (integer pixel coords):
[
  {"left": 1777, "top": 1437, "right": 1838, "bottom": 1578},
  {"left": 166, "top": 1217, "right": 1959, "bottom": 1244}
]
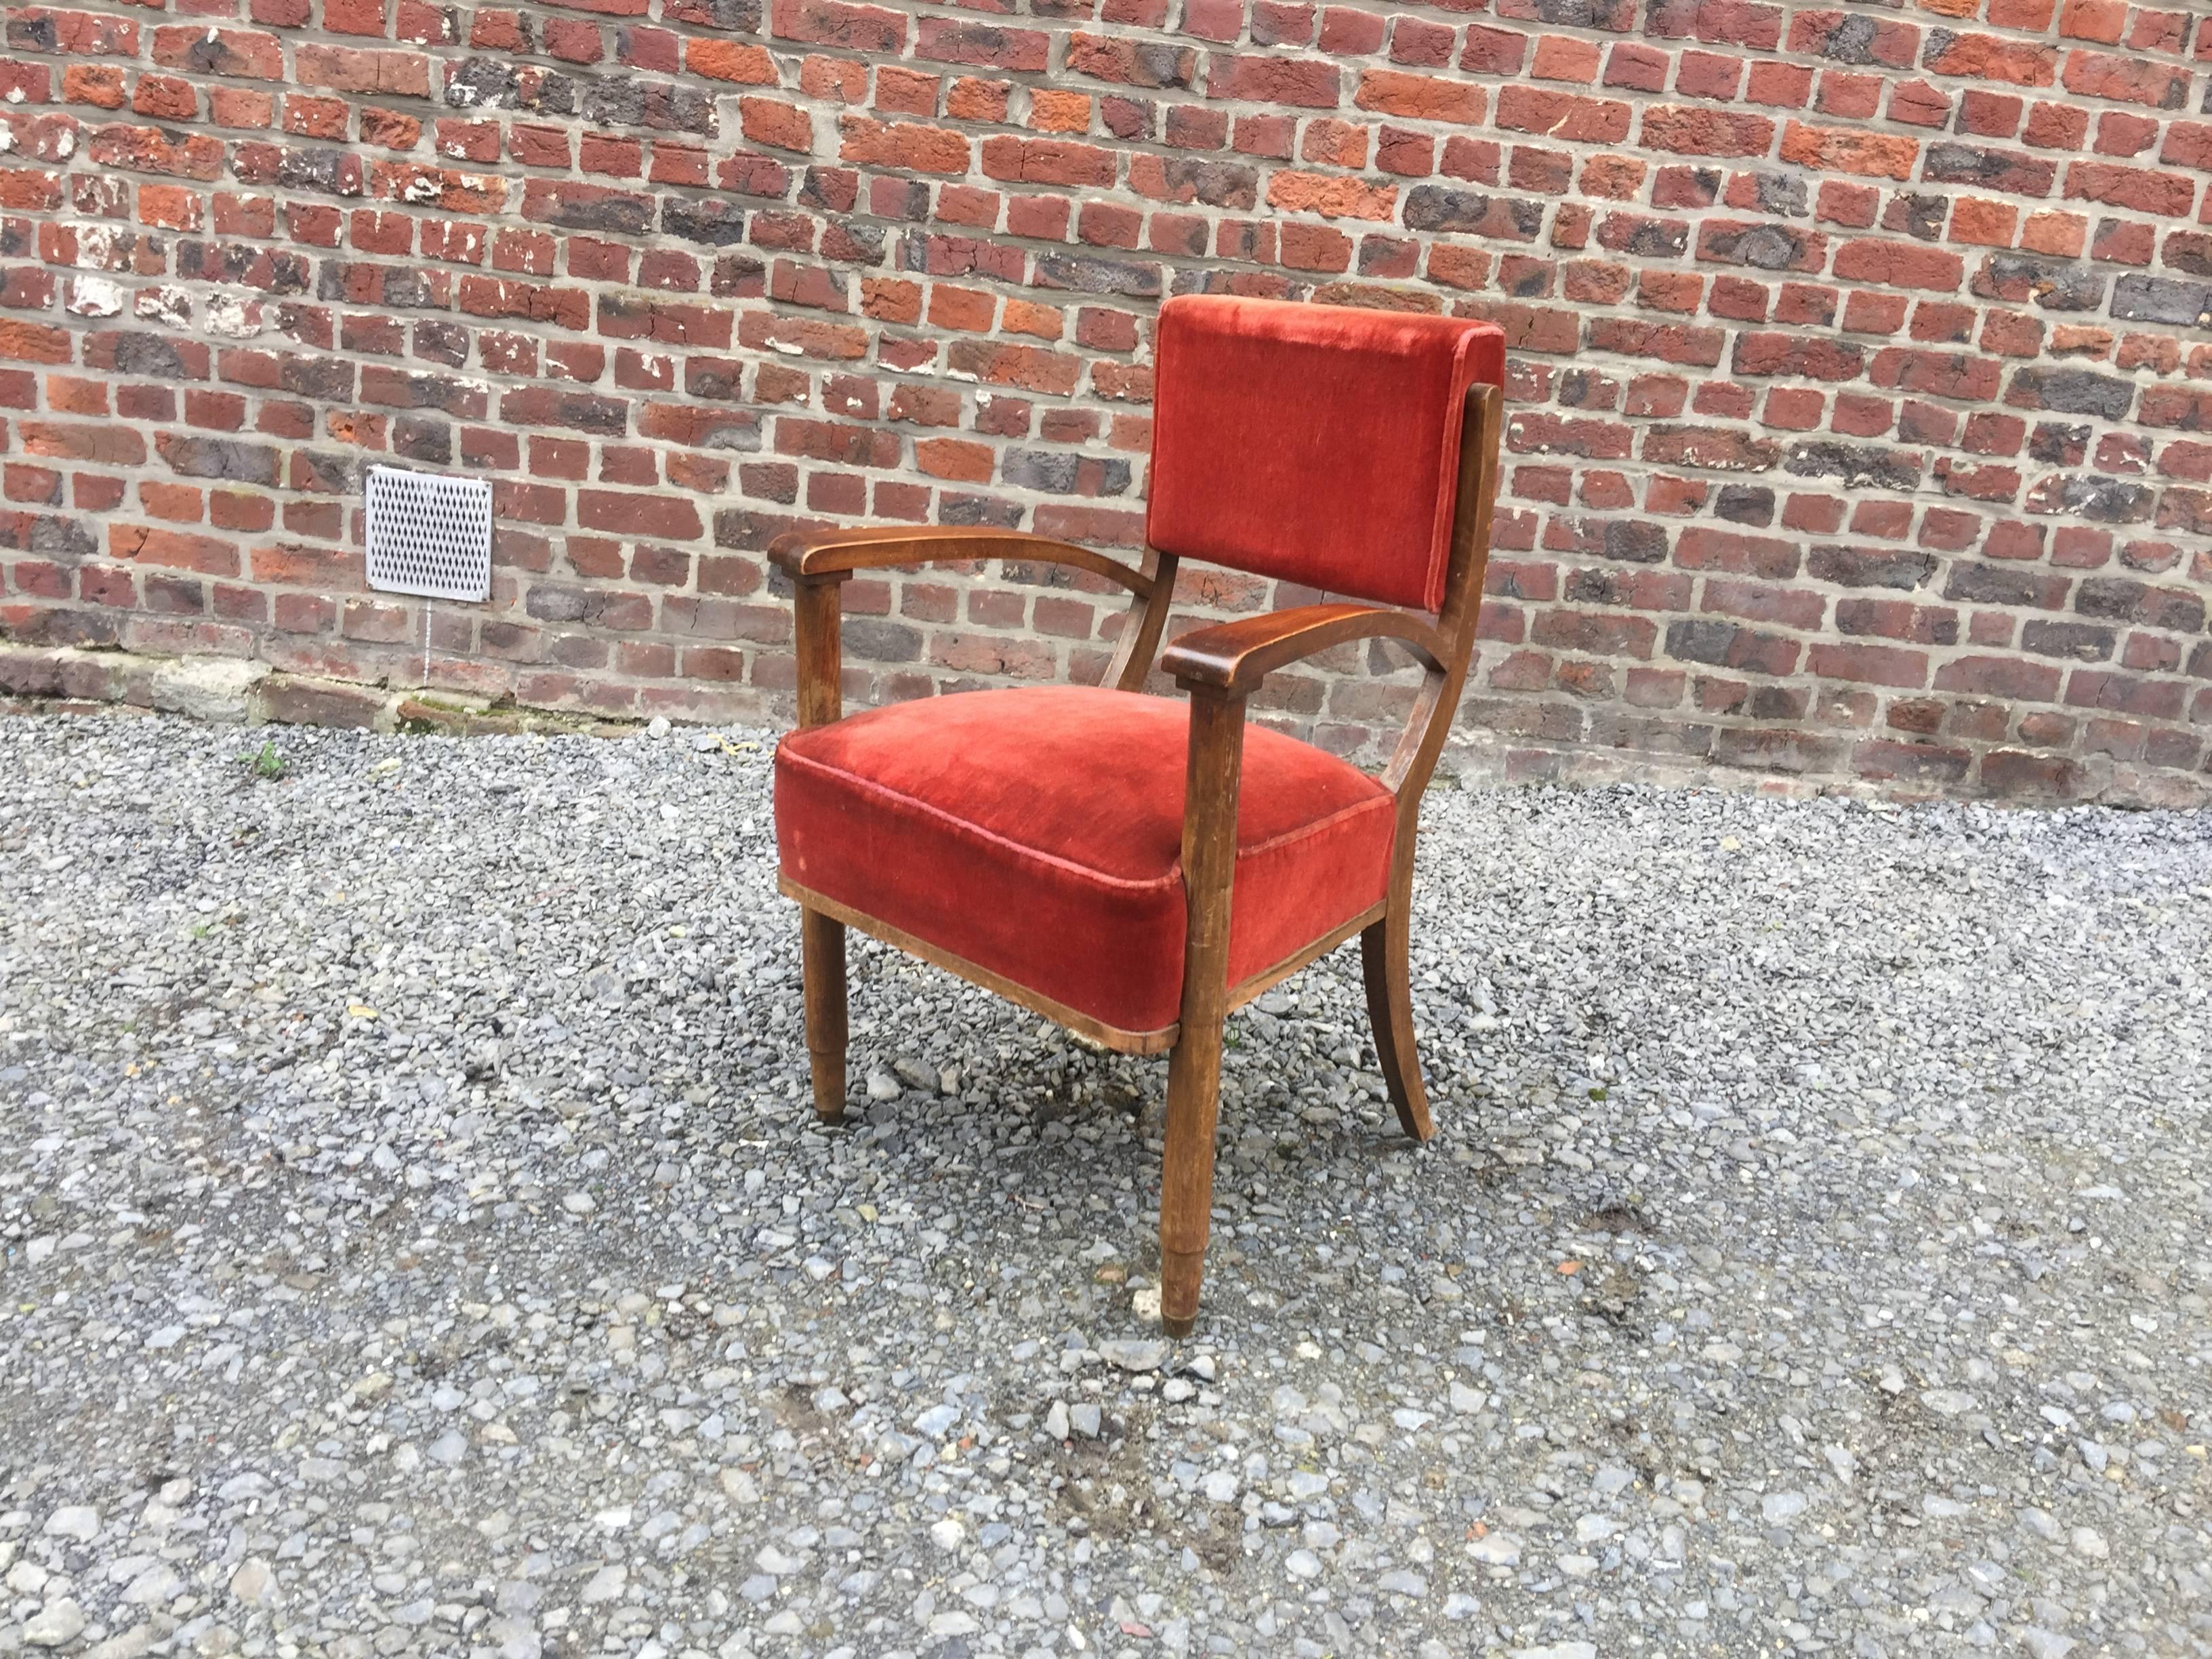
[{"left": 1145, "top": 296, "right": 1507, "bottom": 614}]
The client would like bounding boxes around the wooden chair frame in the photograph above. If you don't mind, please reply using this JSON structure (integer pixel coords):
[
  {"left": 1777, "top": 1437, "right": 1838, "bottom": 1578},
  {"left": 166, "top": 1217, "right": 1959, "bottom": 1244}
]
[{"left": 768, "top": 384, "right": 1503, "bottom": 1336}]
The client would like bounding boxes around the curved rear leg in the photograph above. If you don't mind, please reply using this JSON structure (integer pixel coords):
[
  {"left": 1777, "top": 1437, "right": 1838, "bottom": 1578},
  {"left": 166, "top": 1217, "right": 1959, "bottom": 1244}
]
[{"left": 1361, "top": 906, "right": 1435, "bottom": 1141}]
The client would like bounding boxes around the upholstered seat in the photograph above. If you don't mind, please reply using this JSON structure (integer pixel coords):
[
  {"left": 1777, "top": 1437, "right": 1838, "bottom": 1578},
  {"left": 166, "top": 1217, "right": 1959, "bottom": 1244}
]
[{"left": 775, "top": 684, "right": 1395, "bottom": 1037}]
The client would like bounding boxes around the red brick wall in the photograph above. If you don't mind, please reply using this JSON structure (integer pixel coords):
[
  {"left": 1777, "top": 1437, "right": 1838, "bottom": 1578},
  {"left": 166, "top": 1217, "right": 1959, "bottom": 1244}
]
[{"left": 1, "top": 0, "right": 2209, "bottom": 803}]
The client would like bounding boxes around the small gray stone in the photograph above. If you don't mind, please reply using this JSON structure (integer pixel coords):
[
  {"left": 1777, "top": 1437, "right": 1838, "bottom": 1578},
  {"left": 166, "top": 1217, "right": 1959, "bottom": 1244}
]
[
  {"left": 1468, "top": 1531, "right": 1521, "bottom": 1567},
  {"left": 86, "top": 1628, "right": 155, "bottom": 1659},
  {"left": 230, "top": 1559, "right": 273, "bottom": 1605},
  {"left": 25, "top": 1600, "right": 87, "bottom": 1647},
  {"left": 1097, "top": 1338, "right": 1168, "bottom": 1374},
  {"left": 44, "top": 1505, "right": 99, "bottom": 1540},
  {"left": 122, "top": 1563, "right": 184, "bottom": 1603},
  {"left": 1761, "top": 1490, "right": 1807, "bottom": 1523}
]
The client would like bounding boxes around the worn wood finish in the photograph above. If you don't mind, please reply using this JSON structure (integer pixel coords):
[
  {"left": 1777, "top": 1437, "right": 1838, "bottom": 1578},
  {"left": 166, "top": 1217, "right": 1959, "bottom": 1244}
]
[
  {"left": 792, "top": 571, "right": 849, "bottom": 1121},
  {"left": 1359, "top": 902, "right": 1429, "bottom": 1139},
  {"left": 783, "top": 878, "right": 1390, "bottom": 1056},
  {"left": 792, "top": 573, "right": 844, "bottom": 729},
  {"left": 771, "top": 526, "right": 1156, "bottom": 598},
  {"left": 1159, "top": 687, "right": 1244, "bottom": 1338},
  {"left": 778, "top": 877, "right": 1182, "bottom": 1055},
  {"left": 1225, "top": 900, "right": 1386, "bottom": 1013},
  {"left": 800, "top": 907, "right": 848, "bottom": 1122},
  {"left": 1161, "top": 603, "right": 1446, "bottom": 695},
  {"left": 1380, "top": 384, "right": 1503, "bottom": 809},
  {"left": 1105, "top": 547, "right": 1179, "bottom": 692},
  {"left": 1356, "top": 384, "right": 1504, "bottom": 1140}
]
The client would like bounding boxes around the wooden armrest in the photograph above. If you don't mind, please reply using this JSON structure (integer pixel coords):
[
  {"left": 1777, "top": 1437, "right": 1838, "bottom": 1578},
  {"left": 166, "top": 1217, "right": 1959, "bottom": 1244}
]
[
  {"left": 768, "top": 525, "right": 1153, "bottom": 596},
  {"left": 1160, "top": 604, "right": 1448, "bottom": 696}
]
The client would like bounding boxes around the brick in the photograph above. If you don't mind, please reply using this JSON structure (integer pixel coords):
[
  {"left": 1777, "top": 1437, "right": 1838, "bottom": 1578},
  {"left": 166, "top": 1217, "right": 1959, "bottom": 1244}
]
[
  {"left": 771, "top": 0, "right": 905, "bottom": 52},
  {"left": 1206, "top": 55, "right": 1340, "bottom": 108},
  {"left": 1354, "top": 70, "right": 1484, "bottom": 125},
  {"left": 1920, "top": 30, "right": 2057, "bottom": 87},
  {"left": 686, "top": 39, "right": 776, "bottom": 83},
  {"left": 1265, "top": 171, "right": 1397, "bottom": 222},
  {"left": 2066, "top": 162, "right": 2196, "bottom": 220},
  {"left": 1498, "top": 87, "right": 1632, "bottom": 144},
  {"left": 1833, "top": 240, "right": 1964, "bottom": 292},
  {"left": 1639, "top": 106, "right": 1777, "bottom": 157},
  {"left": 915, "top": 18, "right": 1048, "bottom": 72},
  {"left": 1779, "top": 121, "right": 1920, "bottom": 180},
  {"left": 2061, "top": 49, "right": 2190, "bottom": 109},
  {"left": 294, "top": 45, "right": 429, "bottom": 97},
  {"left": 981, "top": 137, "right": 1117, "bottom": 188}
]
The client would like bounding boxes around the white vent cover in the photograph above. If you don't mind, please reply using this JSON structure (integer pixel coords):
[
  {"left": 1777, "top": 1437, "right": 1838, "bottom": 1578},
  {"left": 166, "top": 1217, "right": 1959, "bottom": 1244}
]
[{"left": 365, "top": 465, "right": 493, "bottom": 602}]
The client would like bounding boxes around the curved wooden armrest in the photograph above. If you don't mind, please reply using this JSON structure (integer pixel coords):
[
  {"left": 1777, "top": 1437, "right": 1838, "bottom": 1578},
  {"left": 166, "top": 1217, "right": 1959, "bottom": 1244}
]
[
  {"left": 768, "top": 525, "right": 1154, "bottom": 596},
  {"left": 1160, "top": 604, "right": 1448, "bottom": 696}
]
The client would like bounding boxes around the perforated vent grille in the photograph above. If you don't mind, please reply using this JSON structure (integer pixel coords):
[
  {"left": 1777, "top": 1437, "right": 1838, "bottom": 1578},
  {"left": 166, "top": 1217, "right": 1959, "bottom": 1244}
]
[{"left": 364, "top": 465, "right": 493, "bottom": 602}]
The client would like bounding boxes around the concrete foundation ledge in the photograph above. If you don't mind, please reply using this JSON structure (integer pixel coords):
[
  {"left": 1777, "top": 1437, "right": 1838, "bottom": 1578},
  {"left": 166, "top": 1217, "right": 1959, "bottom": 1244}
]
[
  {"left": 0, "top": 643, "right": 630, "bottom": 740},
  {"left": 3, "top": 640, "right": 2205, "bottom": 810}
]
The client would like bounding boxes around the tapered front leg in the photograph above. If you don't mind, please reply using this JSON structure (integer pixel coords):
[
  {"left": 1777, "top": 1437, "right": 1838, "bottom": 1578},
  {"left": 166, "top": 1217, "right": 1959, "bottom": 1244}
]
[
  {"left": 792, "top": 572, "right": 849, "bottom": 1124},
  {"left": 1158, "top": 689, "right": 1245, "bottom": 1337},
  {"left": 800, "top": 906, "right": 848, "bottom": 1122},
  {"left": 1160, "top": 1013, "right": 1225, "bottom": 1337}
]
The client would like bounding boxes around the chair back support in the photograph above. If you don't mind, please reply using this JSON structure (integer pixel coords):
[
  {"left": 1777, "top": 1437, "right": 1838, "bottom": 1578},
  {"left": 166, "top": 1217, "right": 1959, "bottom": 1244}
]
[{"left": 1145, "top": 296, "right": 1508, "bottom": 614}]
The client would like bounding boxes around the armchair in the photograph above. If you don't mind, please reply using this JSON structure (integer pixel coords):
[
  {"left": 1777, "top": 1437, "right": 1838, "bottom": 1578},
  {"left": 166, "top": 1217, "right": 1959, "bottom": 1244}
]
[{"left": 771, "top": 295, "right": 1505, "bottom": 1335}]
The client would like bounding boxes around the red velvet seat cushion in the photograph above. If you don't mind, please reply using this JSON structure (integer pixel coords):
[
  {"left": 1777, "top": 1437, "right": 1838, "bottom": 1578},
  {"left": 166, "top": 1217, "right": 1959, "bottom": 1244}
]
[
  {"left": 1146, "top": 295, "right": 1507, "bottom": 613},
  {"left": 775, "top": 687, "right": 1395, "bottom": 1036}
]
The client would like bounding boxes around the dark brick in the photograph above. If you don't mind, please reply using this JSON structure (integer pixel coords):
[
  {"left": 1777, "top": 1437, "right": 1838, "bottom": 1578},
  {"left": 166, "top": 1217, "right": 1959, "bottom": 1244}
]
[
  {"left": 1783, "top": 443, "right": 1923, "bottom": 491},
  {"left": 2076, "top": 577, "right": 2205, "bottom": 634},
  {"left": 2110, "top": 274, "right": 2212, "bottom": 328},
  {"left": 2005, "top": 367, "right": 2135, "bottom": 420},
  {"left": 1805, "top": 546, "right": 1936, "bottom": 589},
  {"left": 2020, "top": 619, "right": 2116, "bottom": 661},
  {"left": 155, "top": 434, "right": 280, "bottom": 486}
]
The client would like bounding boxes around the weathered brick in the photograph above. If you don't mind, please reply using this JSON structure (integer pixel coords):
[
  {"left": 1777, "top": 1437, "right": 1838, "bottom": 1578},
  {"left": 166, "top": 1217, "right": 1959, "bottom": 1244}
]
[
  {"left": 1780, "top": 121, "right": 1920, "bottom": 180},
  {"left": 1639, "top": 106, "right": 1777, "bottom": 157},
  {"left": 770, "top": 0, "right": 903, "bottom": 52},
  {"left": 1497, "top": 86, "right": 1632, "bottom": 144},
  {"left": 1355, "top": 69, "right": 1485, "bottom": 125},
  {"left": 1206, "top": 55, "right": 1340, "bottom": 108}
]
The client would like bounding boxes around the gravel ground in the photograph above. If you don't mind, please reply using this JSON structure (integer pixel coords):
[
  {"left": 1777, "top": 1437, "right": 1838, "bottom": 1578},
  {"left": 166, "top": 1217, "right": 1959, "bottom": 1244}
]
[{"left": 1, "top": 709, "right": 2209, "bottom": 1659}]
